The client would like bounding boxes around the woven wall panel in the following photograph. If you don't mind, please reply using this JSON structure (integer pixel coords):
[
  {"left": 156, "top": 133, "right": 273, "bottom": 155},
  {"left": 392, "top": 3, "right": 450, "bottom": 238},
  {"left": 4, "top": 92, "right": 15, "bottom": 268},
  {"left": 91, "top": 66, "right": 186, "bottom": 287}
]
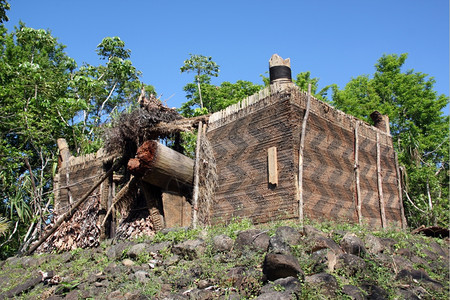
[
  {"left": 358, "top": 136, "right": 382, "bottom": 227},
  {"left": 208, "top": 87, "right": 404, "bottom": 228},
  {"left": 207, "top": 96, "right": 298, "bottom": 224},
  {"left": 302, "top": 113, "right": 357, "bottom": 223},
  {"left": 56, "top": 157, "right": 105, "bottom": 215}
]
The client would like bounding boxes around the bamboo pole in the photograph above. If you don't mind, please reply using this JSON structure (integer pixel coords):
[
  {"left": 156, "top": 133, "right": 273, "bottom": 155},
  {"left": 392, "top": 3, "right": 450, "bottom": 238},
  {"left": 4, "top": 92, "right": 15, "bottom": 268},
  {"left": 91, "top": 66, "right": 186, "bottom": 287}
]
[
  {"left": 298, "top": 84, "right": 311, "bottom": 224},
  {"left": 25, "top": 157, "right": 123, "bottom": 256},
  {"left": 376, "top": 133, "right": 387, "bottom": 228},
  {"left": 192, "top": 122, "right": 203, "bottom": 228},
  {"left": 354, "top": 121, "right": 362, "bottom": 225},
  {"left": 394, "top": 152, "right": 407, "bottom": 229}
]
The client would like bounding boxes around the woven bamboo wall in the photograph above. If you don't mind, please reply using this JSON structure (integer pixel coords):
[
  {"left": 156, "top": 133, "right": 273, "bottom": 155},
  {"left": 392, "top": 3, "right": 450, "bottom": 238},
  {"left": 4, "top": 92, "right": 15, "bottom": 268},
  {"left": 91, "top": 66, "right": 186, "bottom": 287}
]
[
  {"left": 207, "top": 85, "right": 405, "bottom": 228},
  {"left": 207, "top": 89, "right": 299, "bottom": 224},
  {"left": 54, "top": 151, "right": 109, "bottom": 216}
]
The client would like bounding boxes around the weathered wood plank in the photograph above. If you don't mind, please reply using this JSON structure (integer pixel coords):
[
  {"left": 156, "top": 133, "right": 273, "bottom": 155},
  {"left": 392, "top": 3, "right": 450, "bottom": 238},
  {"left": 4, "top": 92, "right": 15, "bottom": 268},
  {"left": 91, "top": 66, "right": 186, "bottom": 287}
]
[{"left": 268, "top": 146, "right": 278, "bottom": 186}]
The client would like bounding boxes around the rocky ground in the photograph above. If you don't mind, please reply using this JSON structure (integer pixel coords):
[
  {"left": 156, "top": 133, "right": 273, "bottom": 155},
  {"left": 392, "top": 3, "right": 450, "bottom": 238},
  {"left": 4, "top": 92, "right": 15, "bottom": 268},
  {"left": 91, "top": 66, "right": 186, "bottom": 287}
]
[{"left": 0, "top": 219, "right": 448, "bottom": 299}]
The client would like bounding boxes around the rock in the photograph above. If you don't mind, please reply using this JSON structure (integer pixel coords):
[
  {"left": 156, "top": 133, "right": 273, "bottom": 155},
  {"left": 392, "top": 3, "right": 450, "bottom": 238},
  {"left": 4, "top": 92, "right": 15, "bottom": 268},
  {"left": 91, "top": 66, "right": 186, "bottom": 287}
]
[
  {"left": 364, "top": 234, "right": 385, "bottom": 254},
  {"left": 333, "top": 253, "right": 366, "bottom": 276},
  {"left": 429, "top": 241, "right": 448, "bottom": 258},
  {"left": 392, "top": 255, "right": 413, "bottom": 270},
  {"left": 213, "top": 234, "right": 234, "bottom": 252},
  {"left": 197, "top": 279, "right": 213, "bottom": 289},
  {"left": 275, "top": 226, "right": 302, "bottom": 245},
  {"left": 127, "top": 243, "right": 148, "bottom": 258},
  {"left": 379, "top": 238, "right": 397, "bottom": 253},
  {"left": 260, "top": 276, "right": 301, "bottom": 295},
  {"left": 396, "top": 288, "right": 420, "bottom": 300},
  {"left": 305, "top": 272, "right": 338, "bottom": 297},
  {"left": 360, "top": 283, "right": 388, "bottom": 300},
  {"left": 106, "top": 242, "right": 131, "bottom": 260},
  {"left": 234, "top": 229, "right": 270, "bottom": 252},
  {"left": 255, "top": 291, "right": 293, "bottom": 300},
  {"left": 309, "top": 236, "right": 343, "bottom": 255},
  {"left": 172, "top": 239, "right": 206, "bottom": 260},
  {"left": 340, "top": 233, "right": 366, "bottom": 257},
  {"left": 134, "top": 270, "right": 149, "bottom": 283},
  {"left": 147, "top": 241, "right": 171, "bottom": 254},
  {"left": 309, "top": 248, "right": 329, "bottom": 273},
  {"left": 342, "top": 285, "right": 365, "bottom": 300},
  {"left": 395, "top": 248, "right": 413, "bottom": 258},
  {"left": 122, "top": 258, "right": 135, "bottom": 266},
  {"left": 0, "top": 273, "right": 42, "bottom": 298},
  {"left": 396, "top": 269, "right": 443, "bottom": 290},
  {"left": 303, "top": 225, "right": 325, "bottom": 237},
  {"left": 263, "top": 253, "right": 304, "bottom": 281},
  {"left": 164, "top": 254, "right": 180, "bottom": 266},
  {"left": 189, "top": 288, "right": 214, "bottom": 300},
  {"left": 226, "top": 267, "right": 246, "bottom": 288},
  {"left": 268, "top": 235, "right": 291, "bottom": 255}
]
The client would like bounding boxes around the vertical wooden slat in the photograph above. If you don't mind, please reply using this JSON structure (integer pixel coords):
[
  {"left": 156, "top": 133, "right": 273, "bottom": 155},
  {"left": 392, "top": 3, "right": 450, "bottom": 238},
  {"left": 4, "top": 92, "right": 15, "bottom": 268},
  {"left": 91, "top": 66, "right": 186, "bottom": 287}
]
[
  {"left": 192, "top": 122, "right": 203, "bottom": 229},
  {"left": 354, "top": 121, "right": 362, "bottom": 225},
  {"left": 268, "top": 147, "right": 278, "bottom": 185},
  {"left": 394, "top": 152, "right": 407, "bottom": 229},
  {"left": 376, "top": 132, "right": 387, "bottom": 228},
  {"left": 298, "top": 84, "right": 312, "bottom": 224}
]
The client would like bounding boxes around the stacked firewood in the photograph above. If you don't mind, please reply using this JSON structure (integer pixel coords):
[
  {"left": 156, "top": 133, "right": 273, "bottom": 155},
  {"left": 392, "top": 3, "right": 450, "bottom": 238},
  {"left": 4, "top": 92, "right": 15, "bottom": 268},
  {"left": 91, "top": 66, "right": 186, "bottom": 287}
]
[
  {"left": 37, "top": 195, "right": 101, "bottom": 253},
  {"left": 115, "top": 215, "right": 156, "bottom": 240}
]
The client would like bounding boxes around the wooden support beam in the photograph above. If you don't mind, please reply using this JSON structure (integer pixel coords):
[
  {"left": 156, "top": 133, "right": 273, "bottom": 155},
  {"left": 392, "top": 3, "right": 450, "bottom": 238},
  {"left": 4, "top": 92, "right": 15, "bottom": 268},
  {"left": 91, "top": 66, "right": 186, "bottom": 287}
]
[
  {"left": 376, "top": 133, "right": 387, "bottom": 228},
  {"left": 128, "top": 140, "right": 194, "bottom": 194},
  {"left": 394, "top": 152, "right": 407, "bottom": 229},
  {"left": 268, "top": 147, "right": 278, "bottom": 186},
  {"left": 298, "top": 84, "right": 312, "bottom": 224},
  {"left": 354, "top": 121, "right": 362, "bottom": 225},
  {"left": 192, "top": 122, "right": 203, "bottom": 228}
]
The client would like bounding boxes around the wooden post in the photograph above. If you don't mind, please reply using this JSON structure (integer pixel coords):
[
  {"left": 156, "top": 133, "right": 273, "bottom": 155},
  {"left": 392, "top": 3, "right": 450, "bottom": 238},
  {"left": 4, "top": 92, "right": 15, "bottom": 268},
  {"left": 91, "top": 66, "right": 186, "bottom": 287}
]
[
  {"left": 192, "top": 122, "right": 203, "bottom": 228},
  {"left": 354, "top": 121, "right": 362, "bottom": 225},
  {"left": 268, "top": 147, "right": 278, "bottom": 186},
  {"left": 394, "top": 152, "right": 407, "bottom": 229},
  {"left": 128, "top": 140, "right": 194, "bottom": 193},
  {"left": 298, "top": 84, "right": 312, "bottom": 224},
  {"left": 376, "top": 133, "right": 387, "bottom": 228}
]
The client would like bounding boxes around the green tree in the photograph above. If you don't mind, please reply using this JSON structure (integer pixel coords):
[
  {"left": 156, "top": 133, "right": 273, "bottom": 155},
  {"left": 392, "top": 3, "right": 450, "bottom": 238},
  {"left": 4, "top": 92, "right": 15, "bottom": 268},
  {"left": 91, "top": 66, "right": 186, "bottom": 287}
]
[
  {"left": 70, "top": 36, "right": 143, "bottom": 154},
  {"left": 0, "top": 24, "right": 79, "bottom": 256},
  {"left": 332, "top": 53, "right": 449, "bottom": 228},
  {"left": 0, "top": 24, "right": 149, "bottom": 257},
  {"left": 179, "top": 79, "right": 263, "bottom": 117},
  {"left": 0, "top": 0, "right": 9, "bottom": 23},
  {"left": 294, "top": 71, "right": 333, "bottom": 101},
  {"left": 180, "top": 54, "right": 219, "bottom": 110}
]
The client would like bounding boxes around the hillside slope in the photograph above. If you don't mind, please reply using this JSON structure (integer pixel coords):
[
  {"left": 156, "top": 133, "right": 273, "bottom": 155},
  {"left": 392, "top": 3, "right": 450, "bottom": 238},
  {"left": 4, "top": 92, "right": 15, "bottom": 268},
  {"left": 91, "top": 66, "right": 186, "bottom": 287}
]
[{"left": 0, "top": 219, "right": 448, "bottom": 299}]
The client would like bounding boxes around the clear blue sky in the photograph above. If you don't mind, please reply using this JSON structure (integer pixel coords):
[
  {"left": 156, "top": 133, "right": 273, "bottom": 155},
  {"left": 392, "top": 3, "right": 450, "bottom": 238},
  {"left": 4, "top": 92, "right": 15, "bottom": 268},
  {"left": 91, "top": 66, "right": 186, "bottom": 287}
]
[{"left": 5, "top": 0, "right": 449, "bottom": 110}]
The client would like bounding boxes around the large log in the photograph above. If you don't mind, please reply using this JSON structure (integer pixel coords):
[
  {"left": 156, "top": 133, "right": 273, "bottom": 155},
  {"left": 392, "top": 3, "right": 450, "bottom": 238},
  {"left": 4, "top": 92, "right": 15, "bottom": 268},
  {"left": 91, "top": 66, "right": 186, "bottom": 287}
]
[{"left": 128, "top": 140, "right": 194, "bottom": 193}]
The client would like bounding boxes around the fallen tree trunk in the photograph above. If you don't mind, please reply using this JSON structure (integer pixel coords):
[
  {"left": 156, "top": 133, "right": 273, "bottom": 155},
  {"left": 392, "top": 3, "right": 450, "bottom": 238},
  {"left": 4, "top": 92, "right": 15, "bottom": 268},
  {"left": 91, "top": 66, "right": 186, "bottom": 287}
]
[{"left": 127, "top": 140, "right": 194, "bottom": 194}]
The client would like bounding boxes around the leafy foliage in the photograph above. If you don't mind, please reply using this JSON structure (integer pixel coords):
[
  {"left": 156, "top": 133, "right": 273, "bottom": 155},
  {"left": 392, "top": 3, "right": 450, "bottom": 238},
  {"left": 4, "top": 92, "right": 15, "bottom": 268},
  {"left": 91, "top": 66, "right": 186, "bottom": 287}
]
[
  {"left": 331, "top": 54, "right": 449, "bottom": 228},
  {"left": 179, "top": 78, "right": 263, "bottom": 117},
  {"left": 180, "top": 54, "right": 219, "bottom": 109},
  {"left": 0, "top": 23, "right": 148, "bottom": 257}
]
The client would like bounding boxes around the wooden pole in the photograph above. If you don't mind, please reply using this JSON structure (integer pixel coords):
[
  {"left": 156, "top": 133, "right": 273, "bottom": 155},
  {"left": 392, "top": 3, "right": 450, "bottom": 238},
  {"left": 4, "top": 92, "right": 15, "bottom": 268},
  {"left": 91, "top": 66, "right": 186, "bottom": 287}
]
[
  {"left": 376, "top": 133, "right": 387, "bottom": 228},
  {"left": 25, "top": 157, "right": 123, "bottom": 256},
  {"left": 298, "top": 84, "right": 311, "bottom": 224},
  {"left": 192, "top": 122, "right": 203, "bottom": 228},
  {"left": 394, "top": 152, "right": 407, "bottom": 229},
  {"left": 354, "top": 121, "right": 362, "bottom": 225},
  {"left": 128, "top": 140, "right": 194, "bottom": 193}
]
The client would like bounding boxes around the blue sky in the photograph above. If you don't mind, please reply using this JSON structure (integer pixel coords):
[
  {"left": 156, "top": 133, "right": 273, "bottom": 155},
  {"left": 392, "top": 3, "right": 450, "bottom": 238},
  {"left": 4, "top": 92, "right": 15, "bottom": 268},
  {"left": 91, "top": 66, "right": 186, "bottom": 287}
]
[{"left": 5, "top": 0, "right": 449, "bottom": 110}]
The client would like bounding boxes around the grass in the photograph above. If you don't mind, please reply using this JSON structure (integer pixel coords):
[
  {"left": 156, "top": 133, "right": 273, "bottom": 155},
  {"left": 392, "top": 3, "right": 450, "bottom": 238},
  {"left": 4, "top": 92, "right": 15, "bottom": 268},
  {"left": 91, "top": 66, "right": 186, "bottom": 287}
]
[{"left": 0, "top": 218, "right": 448, "bottom": 299}]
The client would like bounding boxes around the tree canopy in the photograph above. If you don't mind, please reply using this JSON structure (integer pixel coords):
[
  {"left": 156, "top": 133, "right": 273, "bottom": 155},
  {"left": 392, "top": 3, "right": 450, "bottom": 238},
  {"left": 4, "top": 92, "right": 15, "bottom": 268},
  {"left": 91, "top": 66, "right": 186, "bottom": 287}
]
[
  {"left": 332, "top": 53, "right": 449, "bottom": 228},
  {"left": 0, "top": 22, "right": 149, "bottom": 257}
]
